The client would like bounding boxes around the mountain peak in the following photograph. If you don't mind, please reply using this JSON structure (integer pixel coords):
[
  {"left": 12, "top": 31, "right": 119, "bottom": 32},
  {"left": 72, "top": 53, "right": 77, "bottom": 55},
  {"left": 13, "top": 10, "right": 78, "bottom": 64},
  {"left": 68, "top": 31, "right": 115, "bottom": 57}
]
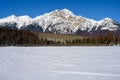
[
  {"left": 52, "top": 9, "right": 75, "bottom": 16},
  {"left": 98, "top": 17, "right": 114, "bottom": 24},
  {"left": 18, "top": 15, "right": 32, "bottom": 20},
  {"left": 7, "top": 15, "right": 16, "bottom": 18},
  {"left": 0, "top": 15, "right": 17, "bottom": 23},
  {"left": 1, "top": 15, "right": 16, "bottom": 20},
  {"left": 103, "top": 17, "right": 113, "bottom": 21},
  {"left": 60, "top": 8, "right": 74, "bottom": 16},
  {"left": 61, "top": 8, "right": 72, "bottom": 13}
]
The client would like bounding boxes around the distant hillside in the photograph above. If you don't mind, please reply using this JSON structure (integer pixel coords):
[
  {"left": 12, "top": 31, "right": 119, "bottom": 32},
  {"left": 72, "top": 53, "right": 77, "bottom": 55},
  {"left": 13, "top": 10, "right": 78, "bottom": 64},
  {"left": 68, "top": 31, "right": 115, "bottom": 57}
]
[{"left": 36, "top": 32, "right": 85, "bottom": 43}]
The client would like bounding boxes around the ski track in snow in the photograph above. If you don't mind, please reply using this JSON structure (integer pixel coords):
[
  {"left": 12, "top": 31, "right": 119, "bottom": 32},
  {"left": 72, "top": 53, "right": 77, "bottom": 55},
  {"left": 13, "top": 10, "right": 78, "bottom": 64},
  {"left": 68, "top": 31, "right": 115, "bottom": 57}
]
[
  {"left": 46, "top": 70, "right": 120, "bottom": 77},
  {"left": 0, "top": 46, "right": 120, "bottom": 80}
]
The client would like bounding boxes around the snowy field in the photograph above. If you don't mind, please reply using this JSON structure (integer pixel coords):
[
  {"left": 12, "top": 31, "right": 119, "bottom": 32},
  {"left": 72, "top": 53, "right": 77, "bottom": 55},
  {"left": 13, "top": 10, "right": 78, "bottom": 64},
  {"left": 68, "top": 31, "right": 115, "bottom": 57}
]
[{"left": 0, "top": 46, "right": 120, "bottom": 80}]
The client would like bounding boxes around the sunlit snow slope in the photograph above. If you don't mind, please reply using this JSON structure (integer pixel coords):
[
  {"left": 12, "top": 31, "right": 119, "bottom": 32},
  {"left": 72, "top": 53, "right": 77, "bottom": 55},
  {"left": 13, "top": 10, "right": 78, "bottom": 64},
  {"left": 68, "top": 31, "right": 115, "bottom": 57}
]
[{"left": 0, "top": 9, "right": 120, "bottom": 35}]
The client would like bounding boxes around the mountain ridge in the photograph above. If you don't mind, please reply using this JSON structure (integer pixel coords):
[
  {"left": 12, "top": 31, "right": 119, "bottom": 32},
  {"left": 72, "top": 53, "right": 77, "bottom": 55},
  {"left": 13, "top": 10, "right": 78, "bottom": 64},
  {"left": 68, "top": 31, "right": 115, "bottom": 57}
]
[{"left": 0, "top": 9, "right": 120, "bottom": 36}]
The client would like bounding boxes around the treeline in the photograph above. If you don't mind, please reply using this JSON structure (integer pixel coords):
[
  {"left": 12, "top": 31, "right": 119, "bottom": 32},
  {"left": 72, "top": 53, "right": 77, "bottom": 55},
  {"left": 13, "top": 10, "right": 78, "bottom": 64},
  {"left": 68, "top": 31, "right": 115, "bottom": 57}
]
[
  {"left": 0, "top": 28, "right": 64, "bottom": 46},
  {"left": 0, "top": 28, "right": 41, "bottom": 46},
  {"left": 65, "top": 33, "right": 120, "bottom": 46},
  {"left": 0, "top": 27, "right": 120, "bottom": 46}
]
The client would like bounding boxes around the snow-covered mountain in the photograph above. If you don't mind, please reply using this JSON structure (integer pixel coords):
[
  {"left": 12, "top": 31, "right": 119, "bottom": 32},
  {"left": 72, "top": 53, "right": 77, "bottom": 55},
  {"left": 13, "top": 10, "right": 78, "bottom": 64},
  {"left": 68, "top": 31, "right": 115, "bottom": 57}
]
[{"left": 0, "top": 9, "right": 120, "bottom": 36}]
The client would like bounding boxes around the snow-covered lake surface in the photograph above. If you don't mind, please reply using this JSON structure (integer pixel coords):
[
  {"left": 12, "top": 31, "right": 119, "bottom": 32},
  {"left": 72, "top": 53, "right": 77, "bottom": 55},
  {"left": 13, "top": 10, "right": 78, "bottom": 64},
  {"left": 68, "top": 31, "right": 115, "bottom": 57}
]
[{"left": 0, "top": 46, "right": 120, "bottom": 80}]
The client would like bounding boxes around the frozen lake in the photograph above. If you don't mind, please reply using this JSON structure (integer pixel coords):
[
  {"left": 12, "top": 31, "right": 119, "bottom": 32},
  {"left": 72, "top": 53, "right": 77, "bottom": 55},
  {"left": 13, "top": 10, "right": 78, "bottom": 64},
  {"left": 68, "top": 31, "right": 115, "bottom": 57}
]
[{"left": 0, "top": 46, "right": 120, "bottom": 80}]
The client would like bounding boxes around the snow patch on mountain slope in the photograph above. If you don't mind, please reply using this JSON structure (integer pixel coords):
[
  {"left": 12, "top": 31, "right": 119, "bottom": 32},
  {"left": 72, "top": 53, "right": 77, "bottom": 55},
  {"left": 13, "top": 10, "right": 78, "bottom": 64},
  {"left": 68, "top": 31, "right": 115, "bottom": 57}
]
[
  {"left": 17, "top": 15, "right": 32, "bottom": 29},
  {"left": 0, "top": 15, "right": 33, "bottom": 29},
  {"left": 98, "top": 17, "right": 119, "bottom": 31},
  {"left": 0, "top": 9, "right": 120, "bottom": 33}
]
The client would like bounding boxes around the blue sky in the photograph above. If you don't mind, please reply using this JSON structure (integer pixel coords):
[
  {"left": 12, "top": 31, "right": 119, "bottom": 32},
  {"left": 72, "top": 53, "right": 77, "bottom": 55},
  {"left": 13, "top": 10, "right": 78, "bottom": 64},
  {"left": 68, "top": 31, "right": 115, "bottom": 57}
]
[{"left": 0, "top": 0, "right": 120, "bottom": 21}]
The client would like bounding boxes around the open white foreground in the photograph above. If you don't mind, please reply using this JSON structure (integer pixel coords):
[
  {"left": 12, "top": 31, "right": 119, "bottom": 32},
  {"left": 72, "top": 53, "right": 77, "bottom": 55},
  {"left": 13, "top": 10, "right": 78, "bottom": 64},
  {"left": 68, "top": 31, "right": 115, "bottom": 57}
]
[{"left": 0, "top": 46, "right": 120, "bottom": 80}]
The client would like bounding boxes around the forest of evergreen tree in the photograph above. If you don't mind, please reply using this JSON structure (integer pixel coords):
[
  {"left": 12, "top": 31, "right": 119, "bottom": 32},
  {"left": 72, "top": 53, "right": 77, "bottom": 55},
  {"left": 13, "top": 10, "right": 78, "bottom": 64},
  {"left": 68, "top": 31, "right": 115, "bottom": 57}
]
[{"left": 0, "top": 27, "right": 120, "bottom": 46}]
